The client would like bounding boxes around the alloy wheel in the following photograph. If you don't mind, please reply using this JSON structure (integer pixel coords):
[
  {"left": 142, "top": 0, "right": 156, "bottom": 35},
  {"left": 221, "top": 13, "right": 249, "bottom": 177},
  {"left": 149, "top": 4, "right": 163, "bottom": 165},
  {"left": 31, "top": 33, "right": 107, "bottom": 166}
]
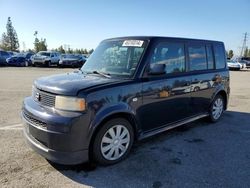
[
  {"left": 100, "top": 125, "right": 130, "bottom": 161},
  {"left": 212, "top": 97, "right": 223, "bottom": 120}
]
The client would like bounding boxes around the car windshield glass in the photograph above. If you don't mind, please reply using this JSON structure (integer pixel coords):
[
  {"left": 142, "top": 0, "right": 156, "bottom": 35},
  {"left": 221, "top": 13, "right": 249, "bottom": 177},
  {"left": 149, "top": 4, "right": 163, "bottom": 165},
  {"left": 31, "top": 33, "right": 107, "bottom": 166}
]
[
  {"left": 81, "top": 39, "right": 147, "bottom": 78},
  {"left": 62, "top": 54, "right": 77, "bottom": 58},
  {"left": 13, "top": 53, "right": 25, "bottom": 57},
  {"left": 38, "top": 52, "right": 50, "bottom": 56}
]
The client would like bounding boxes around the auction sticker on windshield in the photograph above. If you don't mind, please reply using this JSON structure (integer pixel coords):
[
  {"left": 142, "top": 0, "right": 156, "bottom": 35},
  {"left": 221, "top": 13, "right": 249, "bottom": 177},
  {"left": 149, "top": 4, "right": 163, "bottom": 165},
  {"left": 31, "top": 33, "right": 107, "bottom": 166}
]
[{"left": 122, "top": 40, "right": 144, "bottom": 47}]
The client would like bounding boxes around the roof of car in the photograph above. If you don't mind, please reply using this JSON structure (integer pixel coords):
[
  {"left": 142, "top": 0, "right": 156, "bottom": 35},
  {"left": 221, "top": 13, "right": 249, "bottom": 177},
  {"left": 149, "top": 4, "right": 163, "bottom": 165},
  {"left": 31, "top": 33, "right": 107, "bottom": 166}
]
[{"left": 103, "top": 36, "right": 223, "bottom": 43}]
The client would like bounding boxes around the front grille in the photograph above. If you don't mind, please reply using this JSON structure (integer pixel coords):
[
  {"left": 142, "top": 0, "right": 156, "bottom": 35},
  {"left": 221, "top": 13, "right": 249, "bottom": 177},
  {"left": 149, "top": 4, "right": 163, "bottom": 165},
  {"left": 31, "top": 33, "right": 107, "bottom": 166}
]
[
  {"left": 23, "top": 110, "right": 47, "bottom": 129},
  {"left": 33, "top": 88, "right": 56, "bottom": 107},
  {"left": 34, "top": 57, "right": 44, "bottom": 61}
]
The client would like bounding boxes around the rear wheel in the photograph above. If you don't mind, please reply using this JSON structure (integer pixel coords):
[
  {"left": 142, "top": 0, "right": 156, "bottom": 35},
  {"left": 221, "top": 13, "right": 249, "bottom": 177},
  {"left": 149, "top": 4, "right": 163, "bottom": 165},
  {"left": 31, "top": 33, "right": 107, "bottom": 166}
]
[
  {"left": 208, "top": 95, "right": 224, "bottom": 122},
  {"left": 93, "top": 118, "right": 134, "bottom": 165},
  {"left": 45, "top": 61, "right": 51, "bottom": 67}
]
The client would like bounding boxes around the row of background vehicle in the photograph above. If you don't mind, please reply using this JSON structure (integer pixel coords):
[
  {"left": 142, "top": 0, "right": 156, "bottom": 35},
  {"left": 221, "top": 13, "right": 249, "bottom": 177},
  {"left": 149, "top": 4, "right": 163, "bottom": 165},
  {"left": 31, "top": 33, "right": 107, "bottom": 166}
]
[
  {"left": 2, "top": 48, "right": 250, "bottom": 70},
  {"left": 0, "top": 49, "right": 88, "bottom": 68},
  {"left": 227, "top": 57, "right": 250, "bottom": 71}
]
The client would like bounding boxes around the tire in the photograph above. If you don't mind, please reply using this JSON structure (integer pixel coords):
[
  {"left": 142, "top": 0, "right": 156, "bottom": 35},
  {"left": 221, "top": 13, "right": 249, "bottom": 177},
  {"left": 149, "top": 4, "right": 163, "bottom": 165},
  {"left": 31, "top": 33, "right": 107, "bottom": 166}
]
[
  {"left": 25, "top": 61, "right": 29, "bottom": 67},
  {"left": 78, "top": 62, "right": 83, "bottom": 68},
  {"left": 45, "top": 61, "right": 51, "bottom": 67},
  {"left": 193, "top": 86, "right": 200, "bottom": 92},
  {"left": 93, "top": 118, "right": 134, "bottom": 165},
  {"left": 208, "top": 95, "right": 224, "bottom": 122}
]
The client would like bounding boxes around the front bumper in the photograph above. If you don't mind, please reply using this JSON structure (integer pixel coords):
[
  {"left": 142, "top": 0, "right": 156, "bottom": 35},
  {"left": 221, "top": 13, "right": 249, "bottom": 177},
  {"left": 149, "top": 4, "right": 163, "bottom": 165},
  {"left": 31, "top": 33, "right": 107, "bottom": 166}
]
[
  {"left": 32, "top": 60, "right": 46, "bottom": 65},
  {"left": 21, "top": 97, "right": 90, "bottom": 165},
  {"left": 59, "top": 61, "right": 79, "bottom": 66}
]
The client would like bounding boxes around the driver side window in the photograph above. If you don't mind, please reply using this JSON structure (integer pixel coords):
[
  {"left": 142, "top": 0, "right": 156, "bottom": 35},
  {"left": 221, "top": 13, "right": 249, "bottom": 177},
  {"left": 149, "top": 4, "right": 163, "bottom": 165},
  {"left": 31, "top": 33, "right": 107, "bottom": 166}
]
[{"left": 150, "top": 42, "right": 186, "bottom": 74}]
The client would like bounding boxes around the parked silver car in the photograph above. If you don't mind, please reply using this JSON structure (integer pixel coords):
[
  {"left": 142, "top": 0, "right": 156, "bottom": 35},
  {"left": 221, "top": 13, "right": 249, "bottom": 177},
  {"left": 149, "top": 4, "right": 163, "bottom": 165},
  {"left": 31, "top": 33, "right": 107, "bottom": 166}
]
[{"left": 32, "top": 51, "right": 60, "bottom": 67}]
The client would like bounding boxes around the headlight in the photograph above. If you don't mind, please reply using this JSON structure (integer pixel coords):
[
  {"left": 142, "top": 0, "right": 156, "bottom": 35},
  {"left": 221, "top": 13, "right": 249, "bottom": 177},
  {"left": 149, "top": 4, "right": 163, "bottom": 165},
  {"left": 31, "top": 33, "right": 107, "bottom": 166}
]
[{"left": 55, "top": 96, "right": 86, "bottom": 111}]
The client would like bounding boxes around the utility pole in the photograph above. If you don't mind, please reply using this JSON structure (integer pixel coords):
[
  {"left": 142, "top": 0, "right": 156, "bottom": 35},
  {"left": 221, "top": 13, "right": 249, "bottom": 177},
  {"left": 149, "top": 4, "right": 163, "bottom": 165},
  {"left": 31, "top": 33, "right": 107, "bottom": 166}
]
[
  {"left": 240, "top": 32, "right": 248, "bottom": 57},
  {"left": 22, "top": 41, "right": 26, "bottom": 52}
]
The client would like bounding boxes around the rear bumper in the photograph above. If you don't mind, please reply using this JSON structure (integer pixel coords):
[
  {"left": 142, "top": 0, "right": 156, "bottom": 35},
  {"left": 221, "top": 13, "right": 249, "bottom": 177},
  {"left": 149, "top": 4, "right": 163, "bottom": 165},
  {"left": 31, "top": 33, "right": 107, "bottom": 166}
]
[{"left": 21, "top": 97, "right": 90, "bottom": 165}]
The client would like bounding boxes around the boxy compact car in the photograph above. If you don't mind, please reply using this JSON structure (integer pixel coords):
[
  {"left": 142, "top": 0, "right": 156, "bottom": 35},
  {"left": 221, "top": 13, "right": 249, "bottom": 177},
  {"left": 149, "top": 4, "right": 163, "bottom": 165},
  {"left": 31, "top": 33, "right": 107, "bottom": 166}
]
[{"left": 22, "top": 36, "right": 230, "bottom": 165}]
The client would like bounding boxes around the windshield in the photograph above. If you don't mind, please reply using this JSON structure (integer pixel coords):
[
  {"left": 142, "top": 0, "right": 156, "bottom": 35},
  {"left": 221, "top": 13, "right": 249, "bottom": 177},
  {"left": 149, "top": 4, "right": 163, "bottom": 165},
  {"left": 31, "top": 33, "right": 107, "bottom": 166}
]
[
  {"left": 38, "top": 52, "right": 50, "bottom": 57},
  {"left": 13, "top": 53, "right": 25, "bottom": 57},
  {"left": 62, "top": 54, "right": 78, "bottom": 58},
  {"left": 228, "top": 60, "right": 238, "bottom": 64},
  {"left": 81, "top": 39, "right": 147, "bottom": 78}
]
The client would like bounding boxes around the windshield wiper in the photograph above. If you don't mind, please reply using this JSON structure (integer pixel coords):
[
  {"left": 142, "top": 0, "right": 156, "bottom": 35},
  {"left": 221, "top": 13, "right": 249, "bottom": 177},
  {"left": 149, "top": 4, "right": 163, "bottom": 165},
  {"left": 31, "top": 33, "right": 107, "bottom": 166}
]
[
  {"left": 78, "top": 68, "right": 84, "bottom": 74},
  {"left": 92, "top": 70, "right": 111, "bottom": 78}
]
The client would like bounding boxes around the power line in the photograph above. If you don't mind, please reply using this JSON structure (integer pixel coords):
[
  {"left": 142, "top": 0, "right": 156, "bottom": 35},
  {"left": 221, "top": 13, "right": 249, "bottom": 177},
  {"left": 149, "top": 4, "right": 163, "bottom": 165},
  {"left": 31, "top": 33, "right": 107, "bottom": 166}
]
[{"left": 240, "top": 32, "right": 248, "bottom": 57}]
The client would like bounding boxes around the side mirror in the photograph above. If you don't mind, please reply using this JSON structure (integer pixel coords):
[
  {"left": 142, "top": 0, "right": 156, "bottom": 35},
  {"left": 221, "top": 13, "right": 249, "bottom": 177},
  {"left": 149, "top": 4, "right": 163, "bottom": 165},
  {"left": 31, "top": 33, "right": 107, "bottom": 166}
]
[{"left": 148, "top": 63, "right": 166, "bottom": 75}]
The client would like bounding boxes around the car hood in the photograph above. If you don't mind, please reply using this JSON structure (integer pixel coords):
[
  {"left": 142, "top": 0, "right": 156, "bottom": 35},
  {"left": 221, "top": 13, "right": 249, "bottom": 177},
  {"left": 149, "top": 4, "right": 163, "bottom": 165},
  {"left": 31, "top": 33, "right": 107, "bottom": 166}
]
[
  {"left": 227, "top": 62, "right": 240, "bottom": 66},
  {"left": 7, "top": 56, "right": 23, "bottom": 62},
  {"left": 34, "top": 55, "right": 49, "bottom": 58},
  {"left": 34, "top": 71, "right": 120, "bottom": 96}
]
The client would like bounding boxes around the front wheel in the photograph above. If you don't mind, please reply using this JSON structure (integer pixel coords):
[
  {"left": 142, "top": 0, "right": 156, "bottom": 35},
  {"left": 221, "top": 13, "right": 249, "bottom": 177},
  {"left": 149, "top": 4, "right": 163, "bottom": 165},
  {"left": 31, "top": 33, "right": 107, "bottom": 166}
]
[
  {"left": 45, "top": 61, "right": 51, "bottom": 67},
  {"left": 93, "top": 118, "right": 134, "bottom": 165},
  {"left": 25, "top": 61, "right": 29, "bottom": 67},
  {"left": 208, "top": 95, "right": 224, "bottom": 122}
]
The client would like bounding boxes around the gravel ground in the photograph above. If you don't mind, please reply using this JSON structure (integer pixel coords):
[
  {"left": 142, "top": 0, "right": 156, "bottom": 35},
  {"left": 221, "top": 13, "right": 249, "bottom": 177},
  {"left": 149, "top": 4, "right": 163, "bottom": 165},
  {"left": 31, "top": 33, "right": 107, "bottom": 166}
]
[{"left": 0, "top": 67, "right": 250, "bottom": 188}]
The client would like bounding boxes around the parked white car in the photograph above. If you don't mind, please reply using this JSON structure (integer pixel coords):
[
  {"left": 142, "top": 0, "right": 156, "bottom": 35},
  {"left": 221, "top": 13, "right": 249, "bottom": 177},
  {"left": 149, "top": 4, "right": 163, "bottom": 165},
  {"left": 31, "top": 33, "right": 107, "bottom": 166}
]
[
  {"left": 32, "top": 51, "right": 60, "bottom": 67},
  {"left": 227, "top": 60, "right": 242, "bottom": 70}
]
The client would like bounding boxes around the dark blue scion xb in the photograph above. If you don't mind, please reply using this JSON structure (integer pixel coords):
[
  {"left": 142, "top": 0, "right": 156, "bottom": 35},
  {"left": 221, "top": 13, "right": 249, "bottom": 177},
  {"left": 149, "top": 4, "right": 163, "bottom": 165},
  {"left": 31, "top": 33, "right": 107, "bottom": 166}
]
[{"left": 22, "top": 36, "right": 230, "bottom": 165}]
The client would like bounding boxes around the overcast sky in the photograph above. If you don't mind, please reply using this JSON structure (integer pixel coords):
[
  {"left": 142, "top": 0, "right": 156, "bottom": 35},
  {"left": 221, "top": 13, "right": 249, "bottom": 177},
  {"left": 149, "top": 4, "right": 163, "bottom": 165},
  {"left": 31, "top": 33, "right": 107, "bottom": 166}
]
[{"left": 0, "top": 0, "right": 249, "bottom": 55}]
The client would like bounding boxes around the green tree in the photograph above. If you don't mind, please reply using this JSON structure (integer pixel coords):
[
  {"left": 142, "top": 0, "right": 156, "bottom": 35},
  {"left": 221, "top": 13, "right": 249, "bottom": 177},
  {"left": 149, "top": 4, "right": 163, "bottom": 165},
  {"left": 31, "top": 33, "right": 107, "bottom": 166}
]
[
  {"left": 67, "top": 47, "right": 73, "bottom": 54},
  {"left": 88, "top": 49, "right": 94, "bottom": 54},
  {"left": 58, "top": 45, "right": 65, "bottom": 54},
  {"left": 228, "top": 50, "right": 234, "bottom": 59},
  {"left": 74, "top": 48, "right": 81, "bottom": 54},
  {"left": 27, "top": 49, "right": 34, "bottom": 53},
  {"left": 0, "top": 17, "right": 19, "bottom": 51},
  {"left": 33, "top": 31, "right": 47, "bottom": 52},
  {"left": 243, "top": 47, "right": 248, "bottom": 57},
  {"left": 226, "top": 50, "right": 228, "bottom": 58},
  {"left": 0, "top": 33, "right": 8, "bottom": 50}
]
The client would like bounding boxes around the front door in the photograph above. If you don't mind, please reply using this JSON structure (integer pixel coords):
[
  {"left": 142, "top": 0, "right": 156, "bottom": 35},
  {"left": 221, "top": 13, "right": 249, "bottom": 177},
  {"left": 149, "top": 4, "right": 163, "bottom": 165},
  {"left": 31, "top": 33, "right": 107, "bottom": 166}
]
[{"left": 138, "top": 41, "right": 192, "bottom": 132}]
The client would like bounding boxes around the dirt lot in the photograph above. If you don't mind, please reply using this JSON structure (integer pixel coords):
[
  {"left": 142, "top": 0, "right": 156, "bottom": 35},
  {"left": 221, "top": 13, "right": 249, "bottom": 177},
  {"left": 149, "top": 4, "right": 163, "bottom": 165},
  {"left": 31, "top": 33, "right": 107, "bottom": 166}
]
[{"left": 0, "top": 67, "right": 250, "bottom": 188}]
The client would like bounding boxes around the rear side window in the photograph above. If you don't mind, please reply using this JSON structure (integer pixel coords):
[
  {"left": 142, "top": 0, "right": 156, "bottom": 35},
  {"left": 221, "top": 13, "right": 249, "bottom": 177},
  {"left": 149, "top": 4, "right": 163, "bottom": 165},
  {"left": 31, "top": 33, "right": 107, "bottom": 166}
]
[
  {"left": 214, "top": 44, "right": 226, "bottom": 69},
  {"left": 206, "top": 45, "right": 214, "bottom": 69},
  {"left": 150, "top": 42, "right": 185, "bottom": 74},
  {"left": 188, "top": 45, "right": 207, "bottom": 71}
]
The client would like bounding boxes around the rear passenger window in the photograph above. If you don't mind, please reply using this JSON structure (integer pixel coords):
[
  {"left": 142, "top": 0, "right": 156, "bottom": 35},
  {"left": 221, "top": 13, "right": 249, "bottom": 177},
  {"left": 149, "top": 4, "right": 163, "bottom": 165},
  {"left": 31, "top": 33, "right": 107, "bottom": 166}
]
[
  {"left": 150, "top": 42, "right": 185, "bottom": 74},
  {"left": 214, "top": 44, "right": 226, "bottom": 69},
  {"left": 188, "top": 45, "right": 207, "bottom": 71},
  {"left": 206, "top": 45, "right": 214, "bottom": 69}
]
